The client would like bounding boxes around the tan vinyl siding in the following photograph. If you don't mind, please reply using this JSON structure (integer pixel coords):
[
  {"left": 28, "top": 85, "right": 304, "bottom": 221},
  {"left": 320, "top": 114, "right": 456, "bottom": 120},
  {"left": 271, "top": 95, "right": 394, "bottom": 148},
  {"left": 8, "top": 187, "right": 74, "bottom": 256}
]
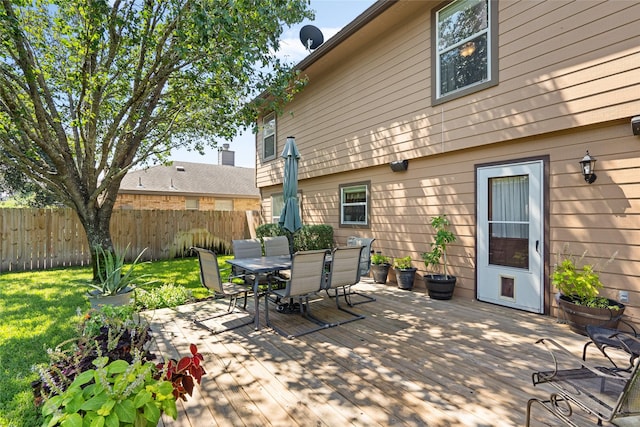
[
  {"left": 257, "top": 0, "right": 640, "bottom": 188},
  {"left": 263, "top": 121, "right": 640, "bottom": 323},
  {"left": 256, "top": 0, "right": 640, "bottom": 322}
]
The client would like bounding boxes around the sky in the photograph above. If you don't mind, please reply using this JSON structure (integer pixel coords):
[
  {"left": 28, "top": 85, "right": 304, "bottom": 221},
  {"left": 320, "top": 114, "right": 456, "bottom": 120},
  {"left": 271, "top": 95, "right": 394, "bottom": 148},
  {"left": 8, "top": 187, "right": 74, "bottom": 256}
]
[{"left": 170, "top": 0, "right": 378, "bottom": 168}]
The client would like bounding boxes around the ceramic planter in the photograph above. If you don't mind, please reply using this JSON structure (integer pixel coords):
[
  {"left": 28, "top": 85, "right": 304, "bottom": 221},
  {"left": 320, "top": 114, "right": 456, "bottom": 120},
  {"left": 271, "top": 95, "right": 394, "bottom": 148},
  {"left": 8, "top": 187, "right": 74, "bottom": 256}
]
[
  {"left": 395, "top": 268, "right": 416, "bottom": 290},
  {"left": 424, "top": 274, "right": 457, "bottom": 300},
  {"left": 558, "top": 294, "right": 625, "bottom": 336}
]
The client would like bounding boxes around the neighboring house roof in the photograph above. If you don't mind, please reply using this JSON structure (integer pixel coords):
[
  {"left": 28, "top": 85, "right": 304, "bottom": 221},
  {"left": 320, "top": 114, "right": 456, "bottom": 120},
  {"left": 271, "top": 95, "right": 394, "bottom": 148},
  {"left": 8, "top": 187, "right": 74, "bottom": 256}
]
[{"left": 119, "top": 162, "right": 259, "bottom": 199}]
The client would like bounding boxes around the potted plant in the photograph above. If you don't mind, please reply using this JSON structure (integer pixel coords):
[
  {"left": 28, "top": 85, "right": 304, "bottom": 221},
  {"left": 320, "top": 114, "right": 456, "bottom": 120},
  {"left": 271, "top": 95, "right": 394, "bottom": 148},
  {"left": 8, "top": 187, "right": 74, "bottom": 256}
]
[
  {"left": 421, "top": 215, "right": 457, "bottom": 300},
  {"left": 40, "top": 344, "right": 205, "bottom": 427},
  {"left": 370, "top": 252, "right": 391, "bottom": 284},
  {"left": 393, "top": 256, "right": 416, "bottom": 290},
  {"left": 553, "top": 246, "right": 623, "bottom": 335},
  {"left": 87, "top": 244, "right": 149, "bottom": 308}
]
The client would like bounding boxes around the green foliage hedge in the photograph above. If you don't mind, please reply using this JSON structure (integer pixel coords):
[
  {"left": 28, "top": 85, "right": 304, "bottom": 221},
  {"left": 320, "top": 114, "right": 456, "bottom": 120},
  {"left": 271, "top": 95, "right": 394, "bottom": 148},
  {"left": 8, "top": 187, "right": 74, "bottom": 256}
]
[{"left": 255, "top": 224, "right": 333, "bottom": 252}]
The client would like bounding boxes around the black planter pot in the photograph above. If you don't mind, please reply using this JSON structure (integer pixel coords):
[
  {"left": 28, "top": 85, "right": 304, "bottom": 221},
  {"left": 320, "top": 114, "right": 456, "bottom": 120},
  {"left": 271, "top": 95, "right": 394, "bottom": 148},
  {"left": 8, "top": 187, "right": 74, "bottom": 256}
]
[
  {"left": 395, "top": 268, "right": 416, "bottom": 290},
  {"left": 371, "top": 264, "right": 391, "bottom": 284},
  {"left": 424, "top": 274, "right": 457, "bottom": 300},
  {"left": 558, "top": 294, "right": 625, "bottom": 336}
]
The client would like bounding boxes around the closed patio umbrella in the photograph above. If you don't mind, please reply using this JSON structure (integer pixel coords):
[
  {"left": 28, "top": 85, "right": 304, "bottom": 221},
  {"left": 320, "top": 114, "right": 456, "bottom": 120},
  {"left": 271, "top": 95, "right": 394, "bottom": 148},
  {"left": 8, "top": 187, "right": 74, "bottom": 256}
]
[{"left": 279, "top": 136, "right": 302, "bottom": 243}]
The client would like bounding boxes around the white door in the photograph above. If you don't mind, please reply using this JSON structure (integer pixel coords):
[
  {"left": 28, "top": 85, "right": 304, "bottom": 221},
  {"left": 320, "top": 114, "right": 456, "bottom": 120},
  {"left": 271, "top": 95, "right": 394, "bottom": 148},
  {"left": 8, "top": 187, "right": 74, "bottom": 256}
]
[{"left": 477, "top": 161, "right": 544, "bottom": 313}]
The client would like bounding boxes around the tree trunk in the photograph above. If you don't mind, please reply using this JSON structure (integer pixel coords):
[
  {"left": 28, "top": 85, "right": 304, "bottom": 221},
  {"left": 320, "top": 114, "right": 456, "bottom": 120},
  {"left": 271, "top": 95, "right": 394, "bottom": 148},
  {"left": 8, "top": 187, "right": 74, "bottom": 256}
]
[{"left": 76, "top": 206, "right": 115, "bottom": 282}]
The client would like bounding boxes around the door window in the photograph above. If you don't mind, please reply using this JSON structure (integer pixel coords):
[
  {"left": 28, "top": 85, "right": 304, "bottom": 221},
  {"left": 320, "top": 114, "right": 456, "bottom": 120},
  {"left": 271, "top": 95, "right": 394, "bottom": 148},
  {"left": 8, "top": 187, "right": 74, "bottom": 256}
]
[{"left": 488, "top": 175, "right": 529, "bottom": 269}]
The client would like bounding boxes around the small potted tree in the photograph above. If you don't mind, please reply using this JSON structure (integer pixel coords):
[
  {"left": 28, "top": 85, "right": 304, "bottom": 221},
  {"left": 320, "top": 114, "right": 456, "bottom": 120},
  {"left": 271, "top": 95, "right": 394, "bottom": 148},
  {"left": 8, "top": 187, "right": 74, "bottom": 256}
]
[
  {"left": 553, "top": 245, "right": 624, "bottom": 335},
  {"left": 393, "top": 256, "right": 416, "bottom": 290},
  {"left": 421, "top": 215, "right": 457, "bottom": 300},
  {"left": 370, "top": 252, "right": 391, "bottom": 284}
]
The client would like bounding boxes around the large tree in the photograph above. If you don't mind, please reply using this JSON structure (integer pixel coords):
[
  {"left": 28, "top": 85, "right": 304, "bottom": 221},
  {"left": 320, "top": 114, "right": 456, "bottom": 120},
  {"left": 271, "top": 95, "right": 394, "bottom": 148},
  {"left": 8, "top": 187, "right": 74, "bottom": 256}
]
[{"left": 0, "top": 0, "right": 312, "bottom": 267}]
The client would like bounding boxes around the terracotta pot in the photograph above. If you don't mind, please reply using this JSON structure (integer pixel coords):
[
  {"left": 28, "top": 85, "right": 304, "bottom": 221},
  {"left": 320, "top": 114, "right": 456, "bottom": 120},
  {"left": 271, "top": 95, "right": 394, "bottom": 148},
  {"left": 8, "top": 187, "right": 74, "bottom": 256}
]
[
  {"left": 424, "top": 274, "right": 457, "bottom": 300},
  {"left": 558, "top": 294, "right": 625, "bottom": 336}
]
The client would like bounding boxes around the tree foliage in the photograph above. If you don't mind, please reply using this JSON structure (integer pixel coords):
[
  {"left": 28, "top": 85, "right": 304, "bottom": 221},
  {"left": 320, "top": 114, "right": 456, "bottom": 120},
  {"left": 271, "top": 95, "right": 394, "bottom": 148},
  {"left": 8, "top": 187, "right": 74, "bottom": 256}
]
[{"left": 0, "top": 0, "right": 312, "bottom": 256}]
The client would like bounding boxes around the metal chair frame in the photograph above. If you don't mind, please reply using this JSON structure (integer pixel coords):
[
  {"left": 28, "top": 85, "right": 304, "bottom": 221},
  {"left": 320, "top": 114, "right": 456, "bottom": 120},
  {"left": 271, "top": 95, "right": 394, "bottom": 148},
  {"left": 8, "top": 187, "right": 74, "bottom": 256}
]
[
  {"left": 191, "top": 247, "right": 254, "bottom": 334},
  {"left": 265, "top": 250, "right": 331, "bottom": 339},
  {"left": 526, "top": 337, "right": 640, "bottom": 426},
  {"left": 583, "top": 323, "right": 640, "bottom": 372},
  {"left": 327, "top": 236, "right": 377, "bottom": 306},
  {"left": 323, "top": 246, "right": 366, "bottom": 324}
]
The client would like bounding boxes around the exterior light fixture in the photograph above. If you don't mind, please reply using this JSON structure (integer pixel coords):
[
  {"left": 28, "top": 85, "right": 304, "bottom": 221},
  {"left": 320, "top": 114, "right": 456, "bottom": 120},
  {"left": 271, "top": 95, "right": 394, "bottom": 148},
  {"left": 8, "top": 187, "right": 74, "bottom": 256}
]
[
  {"left": 579, "top": 151, "right": 597, "bottom": 184},
  {"left": 390, "top": 160, "right": 409, "bottom": 172},
  {"left": 459, "top": 41, "right": 476, "bottom": 57}
]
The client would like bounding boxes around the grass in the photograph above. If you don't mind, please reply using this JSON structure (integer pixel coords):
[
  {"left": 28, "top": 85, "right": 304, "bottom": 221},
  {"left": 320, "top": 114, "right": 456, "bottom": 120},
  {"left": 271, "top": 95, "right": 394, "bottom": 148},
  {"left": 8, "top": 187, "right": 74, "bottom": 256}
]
[{"left": 0, "top": 255, "right": 228, "bottom": 427}]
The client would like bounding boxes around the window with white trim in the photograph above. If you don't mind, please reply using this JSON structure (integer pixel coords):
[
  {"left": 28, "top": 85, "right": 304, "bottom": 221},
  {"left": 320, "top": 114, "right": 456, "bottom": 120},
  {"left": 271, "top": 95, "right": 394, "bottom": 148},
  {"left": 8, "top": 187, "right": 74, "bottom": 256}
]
[
  {"left": 262, "top": 113, "right": 276, "bottom": 161},
  {"left": 433, "top": 0, "right": 497, "bottom": 103},
  {"left": 271, "top": 193, "right": 284, "bottom": 223},
  {"left": 340, "top": 182, "right": 369, "bottom": 227},
  {"left": 271, "top": 192, "right": 302, "bottom": 224}
]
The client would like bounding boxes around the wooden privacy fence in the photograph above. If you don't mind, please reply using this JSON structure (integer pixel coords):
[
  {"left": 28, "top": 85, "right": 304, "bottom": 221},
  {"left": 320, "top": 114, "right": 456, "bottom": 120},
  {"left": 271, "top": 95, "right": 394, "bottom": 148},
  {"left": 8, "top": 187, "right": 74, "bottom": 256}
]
[{"left": 0, "top": 208, "right": 256, "bottom": 273}]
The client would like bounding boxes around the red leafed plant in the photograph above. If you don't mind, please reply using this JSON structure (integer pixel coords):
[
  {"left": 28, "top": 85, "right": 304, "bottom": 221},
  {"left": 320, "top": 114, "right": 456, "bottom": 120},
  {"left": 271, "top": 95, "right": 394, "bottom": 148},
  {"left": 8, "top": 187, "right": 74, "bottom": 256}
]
[{"left": 157, "top": 343, "right": 205, "bottom": 401}]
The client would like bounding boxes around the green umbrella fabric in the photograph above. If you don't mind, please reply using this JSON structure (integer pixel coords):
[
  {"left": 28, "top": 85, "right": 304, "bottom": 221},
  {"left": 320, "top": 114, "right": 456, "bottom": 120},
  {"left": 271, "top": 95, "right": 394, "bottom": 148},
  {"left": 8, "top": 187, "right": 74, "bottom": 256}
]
[{"left": 279, "top": 137, "right": 302, "bottom": 234}]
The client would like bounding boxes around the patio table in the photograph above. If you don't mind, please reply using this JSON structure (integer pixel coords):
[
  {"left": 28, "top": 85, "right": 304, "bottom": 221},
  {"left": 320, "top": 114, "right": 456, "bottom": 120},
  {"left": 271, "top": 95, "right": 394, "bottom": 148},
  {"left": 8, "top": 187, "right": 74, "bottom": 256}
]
[{"left": 226, "top": 255, "right": 292, "bottom": 330}]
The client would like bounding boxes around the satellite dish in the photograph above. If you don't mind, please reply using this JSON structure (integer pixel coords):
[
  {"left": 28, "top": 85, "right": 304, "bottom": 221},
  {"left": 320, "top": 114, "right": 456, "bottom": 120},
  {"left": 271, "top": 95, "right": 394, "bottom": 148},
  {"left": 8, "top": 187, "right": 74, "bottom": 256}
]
[{"left": 299, "top": 25, "right": 324, "bottom": 51}]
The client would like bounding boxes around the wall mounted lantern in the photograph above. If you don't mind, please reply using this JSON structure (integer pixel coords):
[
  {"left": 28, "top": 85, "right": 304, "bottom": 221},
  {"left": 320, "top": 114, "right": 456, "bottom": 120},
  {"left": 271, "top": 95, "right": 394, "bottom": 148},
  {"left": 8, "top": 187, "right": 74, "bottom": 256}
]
[{"left": 579, "top": 151, "right": 597, "bottom": 184}]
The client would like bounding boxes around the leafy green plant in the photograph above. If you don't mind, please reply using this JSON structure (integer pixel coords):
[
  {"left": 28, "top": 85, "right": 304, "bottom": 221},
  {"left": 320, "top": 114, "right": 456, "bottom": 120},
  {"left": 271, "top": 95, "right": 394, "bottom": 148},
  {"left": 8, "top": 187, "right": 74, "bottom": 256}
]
[
  {"left": 134, "top": 284, "right": 194, "bottom": 310},
  {"left": 371, "top": 253, "right": 391, "bottom": 265},
  {"left": 40, "top": 355, "right": 178, "bottom": 427},
  {"left": 421, "top": 215, "right": 456, "bottom": 278},
  {"left": 393, "top": 256, "right": 413, "bottom": 270},
  {"left": 90, "top": 245, "right": 150, "bottom": 296},
  {"left": 552, "top": 245, "right": 619, "bottom": 308},
  {"left": 32, "top": 305, "right": 154, "bottom": 403}
]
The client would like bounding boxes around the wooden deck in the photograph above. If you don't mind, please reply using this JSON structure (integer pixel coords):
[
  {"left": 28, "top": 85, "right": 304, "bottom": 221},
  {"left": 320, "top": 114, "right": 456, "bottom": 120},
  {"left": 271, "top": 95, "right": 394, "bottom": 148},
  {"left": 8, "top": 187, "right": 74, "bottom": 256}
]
[{"left": 144, "top": 279, "right": 619, "bottom": 427}]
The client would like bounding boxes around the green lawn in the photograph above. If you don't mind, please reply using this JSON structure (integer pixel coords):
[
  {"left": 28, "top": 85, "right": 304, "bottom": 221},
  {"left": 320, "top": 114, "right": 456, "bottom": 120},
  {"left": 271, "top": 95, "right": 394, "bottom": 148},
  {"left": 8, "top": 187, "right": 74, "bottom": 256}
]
[{"left": 0, "top": 255, "right": 221, "bottom": 427}]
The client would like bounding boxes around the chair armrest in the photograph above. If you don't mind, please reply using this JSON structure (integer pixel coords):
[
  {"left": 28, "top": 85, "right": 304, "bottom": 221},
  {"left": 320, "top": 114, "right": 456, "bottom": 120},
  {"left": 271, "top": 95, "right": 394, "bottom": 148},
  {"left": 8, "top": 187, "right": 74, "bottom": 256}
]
[{"left": 536, "top": 338, "right": 625, "bottom": 381}]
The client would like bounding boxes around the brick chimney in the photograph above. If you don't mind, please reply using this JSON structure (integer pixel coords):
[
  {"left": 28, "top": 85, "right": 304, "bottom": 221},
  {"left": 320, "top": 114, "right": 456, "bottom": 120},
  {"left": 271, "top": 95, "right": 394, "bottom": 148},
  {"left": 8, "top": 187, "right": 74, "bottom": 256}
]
[{"left": 218, "top": 143, "right": 235, "bottom": 166}]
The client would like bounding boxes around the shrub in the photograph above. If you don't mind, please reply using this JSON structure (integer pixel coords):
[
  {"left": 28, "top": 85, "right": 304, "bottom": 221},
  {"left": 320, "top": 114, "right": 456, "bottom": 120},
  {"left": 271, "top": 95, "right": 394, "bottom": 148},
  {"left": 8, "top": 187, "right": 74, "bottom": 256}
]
[
  {"left": 255, "top": 223, "right": 334, "bottom": 251},
  {"left": 134, "top": 284, "right": 194, "bottom": 310}
]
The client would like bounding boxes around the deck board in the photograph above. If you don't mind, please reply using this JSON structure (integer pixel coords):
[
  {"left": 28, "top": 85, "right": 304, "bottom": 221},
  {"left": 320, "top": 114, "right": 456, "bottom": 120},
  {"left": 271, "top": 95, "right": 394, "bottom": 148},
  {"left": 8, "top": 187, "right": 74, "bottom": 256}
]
[{"left": 146, "top": 280, "right": 620, "bottom": 426}]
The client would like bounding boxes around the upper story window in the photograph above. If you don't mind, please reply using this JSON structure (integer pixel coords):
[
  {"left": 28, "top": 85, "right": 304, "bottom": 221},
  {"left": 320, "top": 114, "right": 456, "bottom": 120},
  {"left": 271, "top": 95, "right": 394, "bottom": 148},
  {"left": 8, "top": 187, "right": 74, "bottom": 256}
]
[
  {"left": 432, "top": 0, "right": 497, "bottom": 104},
  {"left": 339, "top": 182, "right": 370, "bottom": 228},
  {"left": 262, "top": 113, "right": 276, "bottom": 161}
]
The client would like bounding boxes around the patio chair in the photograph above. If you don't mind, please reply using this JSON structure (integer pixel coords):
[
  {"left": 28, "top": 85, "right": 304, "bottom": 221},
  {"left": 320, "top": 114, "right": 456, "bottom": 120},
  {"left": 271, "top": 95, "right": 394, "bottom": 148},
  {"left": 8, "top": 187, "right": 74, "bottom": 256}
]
[
  {"left": 526, "top": 337, "right": 640, "bottom": 426},
  {"left": 583, "top": 324, "right": 640, "bottom": 372},
  {"left": 263, "top": 235, "right": 290, "bottom": 256},
  {"left": 265, "top": 249, "right": 331, "bottom": 339},
  {"left": 191, "top": 247, "right": 254, "bottom": 334},
  {"left": 232, "top": 238, "right": 267, "bottom": 283},
  {"left": 339, "top": 236, "right": 376, "bottom": 305},
  {"left": 323, "top": 246, "right": 366, "bottom": 324},
  {"left": 263, "top": 235, "right": 292, "bottom": 281}
]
